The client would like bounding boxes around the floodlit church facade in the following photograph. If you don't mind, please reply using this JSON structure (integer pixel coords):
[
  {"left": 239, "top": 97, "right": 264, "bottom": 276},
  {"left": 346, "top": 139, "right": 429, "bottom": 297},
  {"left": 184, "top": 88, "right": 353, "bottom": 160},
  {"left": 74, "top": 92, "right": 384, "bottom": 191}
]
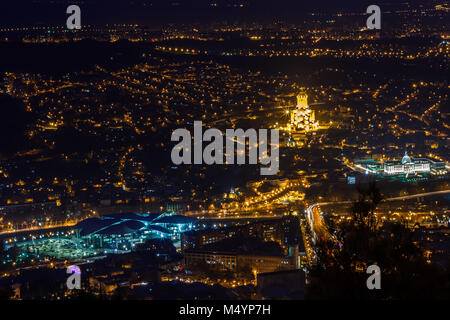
[{"left": 288, "top": 92, "right": 319, "bottom": 132}]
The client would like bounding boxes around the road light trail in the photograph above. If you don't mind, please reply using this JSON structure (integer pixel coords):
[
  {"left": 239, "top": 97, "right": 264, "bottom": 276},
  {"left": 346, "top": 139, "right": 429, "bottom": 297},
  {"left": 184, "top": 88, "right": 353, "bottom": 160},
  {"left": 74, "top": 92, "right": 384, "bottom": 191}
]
[
  {"left": 305, "top": 189, "right": 450, "bottom": 263},
  {"left": 306, "top": 189, "right": 450, "bottom": 242}
]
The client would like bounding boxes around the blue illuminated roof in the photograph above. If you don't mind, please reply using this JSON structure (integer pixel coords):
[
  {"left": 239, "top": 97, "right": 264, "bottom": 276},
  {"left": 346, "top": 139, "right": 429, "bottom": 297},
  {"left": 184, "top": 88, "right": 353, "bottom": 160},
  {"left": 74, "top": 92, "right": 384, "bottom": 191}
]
[
  {"left": 104, "top": 212, "right": 162, "bottom": 222},
  {"left": 75, "top": 217, "right": 116, "bottom": 236},
  {"left": 74, "top": 213, "right": 196, "bottom": 236},
  {"left": 147, "top": 225, "right": 172, "bottom": 234},
  {"left": 152, "top": 215, "right": 197, "bottom": 224},
  {"left": 95, "top": 220, "right": 145, "bottom": 235}
]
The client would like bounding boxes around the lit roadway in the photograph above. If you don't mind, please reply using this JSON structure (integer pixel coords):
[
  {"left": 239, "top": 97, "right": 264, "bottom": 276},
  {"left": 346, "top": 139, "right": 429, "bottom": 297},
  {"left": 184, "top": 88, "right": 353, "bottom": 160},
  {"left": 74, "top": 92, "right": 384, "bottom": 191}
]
[
  {"left": 3, "top": 187, "right": 448, "bottom": 246},
  {"left": 306, "top": 189, "right": 450, "bottom": 248},
  {"left": 0, "top": 222, "right": 77, "bottom": 236},
  {"left": 186, "top": 179, "right": 303, "bottom": 218}
]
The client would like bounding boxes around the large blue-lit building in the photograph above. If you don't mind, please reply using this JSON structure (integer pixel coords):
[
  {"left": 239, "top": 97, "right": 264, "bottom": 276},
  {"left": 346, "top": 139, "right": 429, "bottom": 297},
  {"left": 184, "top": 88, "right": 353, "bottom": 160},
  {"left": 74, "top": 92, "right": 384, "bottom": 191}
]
[{"left": 74, "top": 212, "right": 198, "bottom": 251}]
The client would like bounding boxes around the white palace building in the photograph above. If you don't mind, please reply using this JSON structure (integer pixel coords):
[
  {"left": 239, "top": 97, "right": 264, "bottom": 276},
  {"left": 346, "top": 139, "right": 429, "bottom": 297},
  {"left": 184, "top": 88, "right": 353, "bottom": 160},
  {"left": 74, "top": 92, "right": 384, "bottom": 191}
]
[
  {"left": 383, "top": 152, "right": 431, "bottom": 175},
  {"left": 356, "top": 152, "right": 447, "bottom": 177}
]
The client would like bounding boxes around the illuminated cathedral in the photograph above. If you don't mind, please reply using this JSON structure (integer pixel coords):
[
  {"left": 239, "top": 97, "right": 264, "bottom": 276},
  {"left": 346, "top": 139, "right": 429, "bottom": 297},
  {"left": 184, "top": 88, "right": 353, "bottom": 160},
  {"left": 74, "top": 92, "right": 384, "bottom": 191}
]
[{"left": 288, "top": 92, "right": 319, "bottom": 132}]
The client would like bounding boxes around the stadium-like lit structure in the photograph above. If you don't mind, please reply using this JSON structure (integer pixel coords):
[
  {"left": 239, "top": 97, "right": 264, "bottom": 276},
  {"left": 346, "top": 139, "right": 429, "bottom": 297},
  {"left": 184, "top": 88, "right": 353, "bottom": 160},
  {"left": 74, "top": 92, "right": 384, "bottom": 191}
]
[{"left": 74, "top": 212, "right": 198, "bottom": 251}]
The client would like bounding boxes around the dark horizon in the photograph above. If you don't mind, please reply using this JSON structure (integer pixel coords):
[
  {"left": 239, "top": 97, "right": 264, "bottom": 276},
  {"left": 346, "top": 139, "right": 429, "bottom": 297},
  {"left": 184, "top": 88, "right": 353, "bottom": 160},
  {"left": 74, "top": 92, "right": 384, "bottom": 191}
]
[{"left": 0, "top": 0, "right": 431, "bottom": 27}]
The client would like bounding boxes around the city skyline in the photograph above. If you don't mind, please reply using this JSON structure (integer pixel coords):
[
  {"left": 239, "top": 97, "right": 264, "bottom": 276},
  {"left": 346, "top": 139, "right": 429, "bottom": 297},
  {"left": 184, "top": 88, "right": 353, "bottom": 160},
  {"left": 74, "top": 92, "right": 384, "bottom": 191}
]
[{"left": 0, "top": 0, "right": 448, "bottom": 305}]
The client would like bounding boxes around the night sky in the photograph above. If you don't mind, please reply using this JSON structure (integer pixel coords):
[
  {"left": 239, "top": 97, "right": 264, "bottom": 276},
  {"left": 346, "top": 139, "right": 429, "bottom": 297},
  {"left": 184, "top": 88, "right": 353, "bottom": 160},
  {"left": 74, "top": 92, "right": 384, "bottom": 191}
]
[{"left": 0, "top": 0, "right": 425, "bottom": 27}]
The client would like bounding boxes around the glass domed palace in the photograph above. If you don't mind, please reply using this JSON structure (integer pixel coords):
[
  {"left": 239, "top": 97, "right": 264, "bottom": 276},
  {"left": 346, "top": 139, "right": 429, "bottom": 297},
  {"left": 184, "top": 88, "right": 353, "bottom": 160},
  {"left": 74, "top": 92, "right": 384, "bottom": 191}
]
[
  {"left": 383, "top": 152, "right": 431, "bottom": 175},
  {"left": 355, "top": 152, "right": 447, "bottom": 178}
]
